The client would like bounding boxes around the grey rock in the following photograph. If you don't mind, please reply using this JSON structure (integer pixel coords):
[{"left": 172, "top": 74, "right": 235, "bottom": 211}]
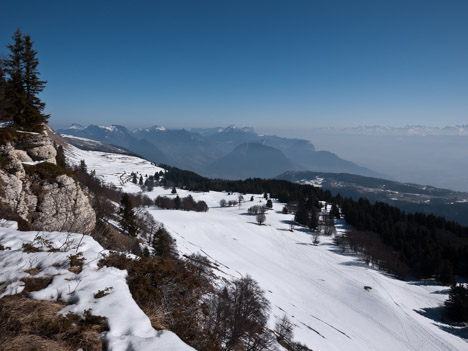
[{"left": 0, "top": 129, "right": 96, "bottom": 233}]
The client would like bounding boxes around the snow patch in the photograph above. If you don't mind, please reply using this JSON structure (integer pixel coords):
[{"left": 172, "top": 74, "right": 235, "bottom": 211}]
[{"left": 0, "top": 224, "right": 194, "bottom": 351}]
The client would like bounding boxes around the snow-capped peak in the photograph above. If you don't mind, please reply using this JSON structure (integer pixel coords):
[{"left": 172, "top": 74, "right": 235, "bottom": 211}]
[
  {"left": 67, "top": 123, "right": 85, "bottom": 130},
  {"left": 221, "top": 125, "right": 256, "bottom": 134},
  {"left": 149, "top": 125, "right": 166, "bottom": 132}
]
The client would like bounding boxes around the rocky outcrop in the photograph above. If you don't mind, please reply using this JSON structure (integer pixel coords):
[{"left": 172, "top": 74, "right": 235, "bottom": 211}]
[
  {"left": 14, "top": 129, "right": 57, "bottom": 164},
  {"left": 29, "top": 174, "right": 96, "bottom": 233},
  {"left": 0, "top": 127, "right": 95, "bottom": 233}
]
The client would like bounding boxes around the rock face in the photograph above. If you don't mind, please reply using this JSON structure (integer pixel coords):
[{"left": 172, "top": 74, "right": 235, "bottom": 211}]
[
  {"left": 14, "top": 129, "right": 57, "bottom": 164},
  {"left": 0, "top": 127, "right": 96, "bottom": 232}
]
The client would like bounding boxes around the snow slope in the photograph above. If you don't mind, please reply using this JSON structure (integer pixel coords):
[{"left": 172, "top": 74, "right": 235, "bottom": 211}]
[
  {"left": 62, "top": 146, "right": 466, "bottom": 350},
  {"left": 141, "top": 191, "right": 466, "bottom": 351},
  {"left": 0, "top": 221, "right": 194, "bottom": 351},
  {"left": 65, "top": 144, "right": 165, "bottom": 192}
]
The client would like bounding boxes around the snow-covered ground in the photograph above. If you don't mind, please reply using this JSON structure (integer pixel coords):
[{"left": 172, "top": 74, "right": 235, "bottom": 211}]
[
  {"left": 141, "top": 190, "right": 466, "bottom": 351},
  {"left": 13, "top": 145, "right": 462, "bottom": 350},
  {"left": 296, "top": 177, "right": 324, "bottom": 187},
  {"left": 66, "top": 144, "right": 165, "bottom": 191},
  {"left": 0, "top": 221, "right": 194, "bottom": 351}
]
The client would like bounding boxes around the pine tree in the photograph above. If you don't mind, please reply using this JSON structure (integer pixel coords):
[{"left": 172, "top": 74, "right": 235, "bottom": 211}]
[
  {"left": 4, "top": 29, "right": 47, "bottom": 130},
  {"left": 294, "top": 202, "right": 309, "bottom": 226},
  {"left": 119, "top": 193, "right": 138, "bottom": 237},
  {"left": 444, "top": 284, "right": 468, "bottom": 323},
  {"left": 308, "top": 206, "right": 319, "bottom": 231},
  {"left": 174, "top": 195, "right": 181, "bottom": 210},
  {"left": 151, "top": 227, "right": 177, "bottom": 258},
  {"left": 55, "top": 144, "right": 66, "bottom": 168},
  {"left": 330, "top": 203, "right": 340, "bottom": 219},
  {"left": 22, "top": 35, "right": 47, "bottom": 113}
]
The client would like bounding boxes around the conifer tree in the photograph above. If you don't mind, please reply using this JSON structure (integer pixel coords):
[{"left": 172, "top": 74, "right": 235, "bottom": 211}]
[
  {"left": 444, "top": 283, "right": 468, "bottom": 323},
  {"left": 4, "top": 29, "right": 47, "bottom": 130},
  {"left": 55, "top": 144, "right": 66, "bottom": 168},
  {"left": 308, "top": 206, "right": 319, "bottom": 231},
  {"left": 23, "top": 34, "right": 47, "bottom": 113},
  {"left": 151, "top": 227, "right": 177, "bottom": 258},
  {"left": 174, "top": 195, "right": 181, "bottom": 210},
  {"left": 119, "top": 193, "right": 138, "bottom": 237}
]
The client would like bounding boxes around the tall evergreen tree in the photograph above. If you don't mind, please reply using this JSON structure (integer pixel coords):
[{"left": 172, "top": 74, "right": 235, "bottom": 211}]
[
  {"left": 119, "top": 193, "right": 138, "bottom": 237},
  {"left": 55, "top": 144, "right": 66, "bottom": 168},
  {"left": 444, "top": 283, "right": 468, "bottom": 323},
  {"left": 308, "top": 206, "right": 319, "bottom": 231},
  {"left": 22, "top": 34, "right": 47, "bottom": 114},
  {"left": 4, "top": 29, "right": 47, "bottom": 130}
]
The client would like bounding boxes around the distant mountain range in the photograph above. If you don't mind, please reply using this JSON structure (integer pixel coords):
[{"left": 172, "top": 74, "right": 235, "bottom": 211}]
[
  {"left": 58, "top": 124, "right": 382, "bottom": 179},
  {"left": 311, "top": 125, "right": 468, "bottom": 136}
]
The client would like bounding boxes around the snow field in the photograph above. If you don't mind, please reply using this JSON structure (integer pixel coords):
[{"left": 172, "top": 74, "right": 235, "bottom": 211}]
[
  {"left": 143, "top": 189, "right": 466, "bottom": 351},
  {"left": 65, "top": 144, "right": 165, "bottom": 192},
  {"left": 61, "top": 147, "right": 466, "bottom": 350},
  {"left": 0, "top": 222, "right": 194, "bottom": 351}
]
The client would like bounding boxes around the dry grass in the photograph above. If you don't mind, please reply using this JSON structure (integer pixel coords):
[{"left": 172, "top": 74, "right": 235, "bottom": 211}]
[
  {"left": 24, "top": 268, "right": 41, "bottom": 276},
  {"left": 0, "top": 295, "right": 106, "bottom": 351},
  {"left": 141, "top": 301, "right": 167, "bottom": 331},
  {"left": 21, "top": 277, "right": 53, "bottom": 293},
  {"left": 92, "top": 221, "right": 142, "bottom": 255}
]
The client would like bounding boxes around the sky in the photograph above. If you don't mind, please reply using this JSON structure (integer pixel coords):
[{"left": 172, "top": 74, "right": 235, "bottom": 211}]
[{"left": 1, "top": 0, "right": 467, "bottom": 131}]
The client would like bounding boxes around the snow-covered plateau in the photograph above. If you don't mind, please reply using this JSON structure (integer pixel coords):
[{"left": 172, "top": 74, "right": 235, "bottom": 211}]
[{"left": 1, "top": 145, "right": 466, "bottom": 350}]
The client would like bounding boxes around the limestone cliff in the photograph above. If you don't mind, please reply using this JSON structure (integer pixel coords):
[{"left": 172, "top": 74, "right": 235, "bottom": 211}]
[{"left": 0, "top": 127, "right": 95, "bottom": 232}]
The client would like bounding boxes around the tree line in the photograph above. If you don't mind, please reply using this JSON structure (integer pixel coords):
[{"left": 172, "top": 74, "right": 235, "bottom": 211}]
[{"left": 162, "top": 166, "right": 468, "bottom": 283}]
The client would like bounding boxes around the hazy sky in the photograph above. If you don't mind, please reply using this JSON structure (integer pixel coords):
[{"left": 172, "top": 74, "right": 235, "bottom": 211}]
[{"left": 1, "top": 0, "right": 467, "bottom": 130}]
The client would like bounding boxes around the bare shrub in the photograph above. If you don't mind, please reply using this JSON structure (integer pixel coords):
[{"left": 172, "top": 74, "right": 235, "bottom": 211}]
[{"left": 256, "top": 213, "right": 266, "bottom": 226}]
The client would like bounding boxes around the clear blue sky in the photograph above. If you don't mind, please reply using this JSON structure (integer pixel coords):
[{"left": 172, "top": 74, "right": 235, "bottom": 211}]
[{"left": 1, "top": 0, "right": 467, "bottom": 131}]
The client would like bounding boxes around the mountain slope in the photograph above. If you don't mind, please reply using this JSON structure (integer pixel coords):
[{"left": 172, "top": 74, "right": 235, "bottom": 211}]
[
  {"left": 58, "top": 124, "right": 169, "bottom": 165},
  {"left": 278, "top": 170, "right": 468, "bottom": 226},
  {"left": 55, "top": 146, "right": 467, "bottom": 350},
  {"left": 59, "top": 123, "right": 383, "bottom": 179},
  {"left": 206, "top": 142, "right": 295, "bottom": 179},
  {"left": 132, "top": 126, "right": 219, "bottom": 172}
]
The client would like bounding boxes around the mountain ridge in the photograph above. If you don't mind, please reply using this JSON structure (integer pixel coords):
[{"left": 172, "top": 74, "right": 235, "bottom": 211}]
[{"left": 57, "top": 123, "right": 383, "bottom": 180}]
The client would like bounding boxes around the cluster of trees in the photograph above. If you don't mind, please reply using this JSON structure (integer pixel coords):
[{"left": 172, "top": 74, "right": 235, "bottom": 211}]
[
  {"left": 340, "top": 198, "right": 468, "bottom": 283},
  {"left": 155, "top": 195, "right": 208, "bottom": 212},
  {"left": 247, "top": 205, "right": 268, "bottom": 225},
  {"left": 0, "top": 29, "right": 48, "bottom": 131},
  {"left": 162, "top": 166, "right": 468, "bottom": 284},
  {"left": 294, "top": 199, "right": 320, "bottom": 232},
  {"left": 219, "top": 199, "right": 238, "bottom": 207},
  {"left": 132, "top": 173, "right": 160, "bottom": 191}
]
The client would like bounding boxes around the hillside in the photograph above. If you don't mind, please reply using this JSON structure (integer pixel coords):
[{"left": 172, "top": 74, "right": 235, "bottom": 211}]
[
  {"left": 57, "top": 146, "right": 467, "bottom": 350},
  {"left": 206, "top": 142, "right": 295, "bottom": 179},
  {"left": 278, "top": 171, "right": 468, "bottom": 226}
]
